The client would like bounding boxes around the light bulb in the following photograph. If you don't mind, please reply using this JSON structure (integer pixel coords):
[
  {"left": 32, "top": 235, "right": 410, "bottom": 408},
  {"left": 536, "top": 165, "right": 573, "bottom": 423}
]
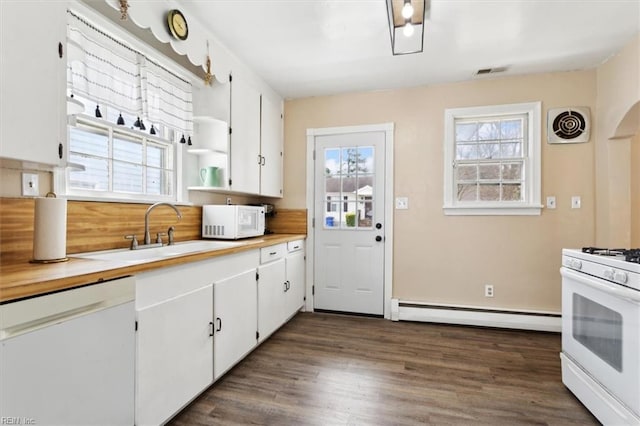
[
  {"left": 402, "top": 1, "right": 414, "bottom": 19},
  {"left": 403, "top": 22, "right": 414, "bottom": 37}
]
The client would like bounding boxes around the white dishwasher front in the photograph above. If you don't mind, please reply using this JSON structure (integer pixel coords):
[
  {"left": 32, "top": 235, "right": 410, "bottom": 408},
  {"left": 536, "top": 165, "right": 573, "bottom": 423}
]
[{"left": 0, "top": 276, "right": 135, "bottom": 426}]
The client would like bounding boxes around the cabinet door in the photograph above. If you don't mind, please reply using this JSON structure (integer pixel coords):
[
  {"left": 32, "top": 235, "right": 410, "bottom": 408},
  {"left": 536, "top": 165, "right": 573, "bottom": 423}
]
[
  {"left": 285, "top": 251, "right": 306, "bottom": 320},
  {"left": 0, "top": 1, "right": 66, "bottom": 165},
  {"left": 257, "top": 258, "right": 286, "bottom": 342},
  {"left": 260, "top": 93, "right": 283, "bottom": 197},
  {"left": 230, "top": 76, "right": 261, "bottom": 194},
  {"left": 213, "top": 268, "right": 258, "bottom": 380},
  {"left": 136, "top": 285, "right": 213, "bottom": 426}
]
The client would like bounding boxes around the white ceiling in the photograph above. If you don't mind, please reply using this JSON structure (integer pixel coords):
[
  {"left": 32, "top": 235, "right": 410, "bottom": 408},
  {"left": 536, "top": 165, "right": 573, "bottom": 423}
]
[{"left": 181, "top": 0, "right": 640, "bottom": 100}]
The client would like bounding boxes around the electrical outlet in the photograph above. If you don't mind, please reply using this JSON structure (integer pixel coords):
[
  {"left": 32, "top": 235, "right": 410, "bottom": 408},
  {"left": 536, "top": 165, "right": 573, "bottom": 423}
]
[
  {"left": 546, "top": 196, "right": 556, "bottom": 209},
  {"left": 571, "top": 196, "right": 581, "bottom": 209},
  {"left": 484, "top": 284, "right": 494, "bottom": 298},
  {"left": 21, "top": 173, "right": 39, "bottom": 196},
  {"left": 226, "top": 197, "right": 232, "bottom": 205},
  {"left": 395, "top": 197, "right": 409, "bottom": 210}
]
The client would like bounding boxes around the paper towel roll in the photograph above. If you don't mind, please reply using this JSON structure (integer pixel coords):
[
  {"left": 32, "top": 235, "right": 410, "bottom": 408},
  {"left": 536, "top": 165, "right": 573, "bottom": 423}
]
[{"left": 33, "top": 196, "right": 68, "bottom": 261}]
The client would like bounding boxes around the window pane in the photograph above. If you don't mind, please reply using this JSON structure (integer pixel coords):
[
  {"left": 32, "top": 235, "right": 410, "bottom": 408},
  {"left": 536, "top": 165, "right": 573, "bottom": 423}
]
[
  {"left": 341, "top": 147, "right": 369, "bottom": 176},
  {"left": 146, "top": 168, "right": 172, "bottom": 196},
  {"left": 356, "top": 175, "right": 373, "bottom": 199},
  {"left": 343, "top": 202, "right": 358, "bottom": 228},
  {"left": 502, "top": 184, "right": 522, "bottom": 201},
  {"left": 500, "top": 142, "right": 522, "bottom": 158},
  {"left": 147, "top": 144, "right": 165, "bottom": 168},
  {"left": 113, "top": 161, "right": 143, "bottom": 192},
  {"left": 456, "top": 165, "right": 477, "bottom": 181},
  {"left": 455, "top": 122, "right": 477, "bottom": 142},
  {"left": 457, "top": 184, "right": 476, "bottom": 201},
  {"left": 478, "top": 143, "right": 500, "bottom": 159},
  {"left": 501, "top": 162, "right": 523, "bottom": 180},
  {"left": 500, "top": 119, "right": 523, "bottom": 139},
  {"left": 479, "top": 184, "right": 500, "bottom": 201},
  {"left": 113, "top": 135, "right": 143, "bottom": 163},
  {"left": 69, "top": 127, "right": 108, "bottom": 158},
  {"left": 478, "top": 164, "right": 500, "bottom": 180},
  {"left": 342, "top": 176, "right": 357, "bottom": 194},
  {"left": 478, "top": 121, "right": 499, "bottom": 141},
  {"left": 357, "top": 146, "right": 374, "bottom": 174},
  {"left": 456, "top": 143, "right": 478, "bottom": 160},
  {"left": 325, "top": 148, "right": 340, "bottom": 176},
  {"left": 359, "top": 201, "right": 373, "bottom": 228},
  {"left": 69, "top": 154, "right": 108, "bottom": 190}
]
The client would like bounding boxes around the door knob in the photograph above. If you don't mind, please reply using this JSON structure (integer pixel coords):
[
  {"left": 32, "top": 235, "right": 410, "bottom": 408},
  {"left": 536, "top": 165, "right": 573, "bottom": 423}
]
[{"left": 375, "top": 235, "right": 382, "bottom": 242}]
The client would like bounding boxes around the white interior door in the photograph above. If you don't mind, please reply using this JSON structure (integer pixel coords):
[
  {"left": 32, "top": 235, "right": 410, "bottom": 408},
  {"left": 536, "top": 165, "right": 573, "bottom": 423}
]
[{"left": 314, "top": 131, "right": 386, "bottom": 315}]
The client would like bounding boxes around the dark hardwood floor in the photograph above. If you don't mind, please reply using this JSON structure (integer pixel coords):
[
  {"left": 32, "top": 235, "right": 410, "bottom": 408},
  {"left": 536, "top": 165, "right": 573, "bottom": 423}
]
[{"left": 169, "top": 312, "right": 598, "bottom": 426}]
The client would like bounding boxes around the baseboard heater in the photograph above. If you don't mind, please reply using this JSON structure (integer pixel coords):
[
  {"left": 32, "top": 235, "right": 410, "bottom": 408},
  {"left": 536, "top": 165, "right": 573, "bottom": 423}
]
[{"left": 391, "top": 299, "right": 561, "bottom": 332}]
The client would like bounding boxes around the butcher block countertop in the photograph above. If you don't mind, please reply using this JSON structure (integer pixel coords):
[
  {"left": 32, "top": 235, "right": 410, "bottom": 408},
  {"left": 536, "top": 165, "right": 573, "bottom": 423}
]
[{"left": 0, "top": 234, "right": 306, "bottom": 304}]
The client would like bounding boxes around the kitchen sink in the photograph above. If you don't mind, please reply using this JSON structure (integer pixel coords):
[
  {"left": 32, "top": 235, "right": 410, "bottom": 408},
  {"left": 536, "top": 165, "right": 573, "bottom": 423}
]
[{"left": 72, "top": 240, "right": 243, "bottom": 263}]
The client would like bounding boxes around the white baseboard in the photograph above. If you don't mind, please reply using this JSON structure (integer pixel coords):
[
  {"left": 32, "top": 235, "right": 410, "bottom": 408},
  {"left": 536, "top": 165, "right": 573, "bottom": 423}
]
[{"left": 392, "top": 299, "right": 561, "bottom": 332}]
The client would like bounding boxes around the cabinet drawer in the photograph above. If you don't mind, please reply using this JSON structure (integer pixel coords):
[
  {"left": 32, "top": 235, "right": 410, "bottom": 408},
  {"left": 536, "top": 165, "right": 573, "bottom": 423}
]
[
  {"left": 260, "top": 244, "right": 286, "bottom": 264},
  {"left": 287, "top": 240, "right": 304, "bottom": 253}
]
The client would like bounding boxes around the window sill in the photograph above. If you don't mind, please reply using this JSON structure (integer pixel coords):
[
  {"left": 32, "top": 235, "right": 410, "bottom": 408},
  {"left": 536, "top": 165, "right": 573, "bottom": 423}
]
[
  {"left": 443, "top": 204, "right": 543, "bottom": 216},
  {"left": 61, "top": 194, "right": 194, "bottom": 207}
]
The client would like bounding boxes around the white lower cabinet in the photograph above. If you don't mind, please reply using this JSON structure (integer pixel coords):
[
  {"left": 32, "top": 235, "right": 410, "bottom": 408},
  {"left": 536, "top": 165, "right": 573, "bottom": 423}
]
[
  {"left": 213, "top": 268, "right": 258, "bottom": 379},
  {"left": 136, "top": 263, "right": 215, "bottom": 426},
  {"left": 257, "top": 253, "right": 287, "bottom": 343},
  {"left": 134, "top": 243, "right": 304, "bottom": 424},
  {"left": 285, "top": 243, "right": 306, "bottom": 318},
  {"left": 257, "top": 242, "right": 306, "bottom": 343}
]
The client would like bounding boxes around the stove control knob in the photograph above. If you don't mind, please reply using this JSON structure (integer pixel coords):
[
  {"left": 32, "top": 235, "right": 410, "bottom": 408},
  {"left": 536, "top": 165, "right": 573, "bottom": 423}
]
[
  {"left": 603, "top": 269, "right": 615, "bottom": 280},
  {"left": 571, "top": 259, "right": 582, "bottom": 270},
  {"left": 614, "top": 271, "right": 628, "bottom": 284}
]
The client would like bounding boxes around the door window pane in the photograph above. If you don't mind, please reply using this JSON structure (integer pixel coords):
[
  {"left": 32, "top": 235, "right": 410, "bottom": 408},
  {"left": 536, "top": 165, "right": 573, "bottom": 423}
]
[{"left": 324, "top": 146, "right": 375, "bottom": 230}]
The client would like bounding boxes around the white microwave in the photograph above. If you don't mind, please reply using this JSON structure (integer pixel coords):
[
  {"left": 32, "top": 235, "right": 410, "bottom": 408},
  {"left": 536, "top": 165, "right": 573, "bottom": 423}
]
[{"left": 202, "top": 205, "right": 265, "bottom": 239}]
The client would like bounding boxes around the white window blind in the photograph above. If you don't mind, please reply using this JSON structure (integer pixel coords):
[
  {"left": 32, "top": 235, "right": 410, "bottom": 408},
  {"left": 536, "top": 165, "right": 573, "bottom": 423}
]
[{"left": 67, "top": 9, "right": 193, "bottom": 136}]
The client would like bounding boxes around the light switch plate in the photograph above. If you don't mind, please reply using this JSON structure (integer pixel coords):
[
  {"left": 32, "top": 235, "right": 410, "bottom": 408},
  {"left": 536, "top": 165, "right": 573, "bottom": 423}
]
[
  {"left": 395, "top": 197, "right": 409, "bottom": 210},
  {"left": 21, "top": 173, "right": 39, "bottom": 196},
  {"left": 546, "top": 196, "right": 556, "bottom": 209},
  {"left": 571, "top": 196, "right": 581, "bottom": 209}
]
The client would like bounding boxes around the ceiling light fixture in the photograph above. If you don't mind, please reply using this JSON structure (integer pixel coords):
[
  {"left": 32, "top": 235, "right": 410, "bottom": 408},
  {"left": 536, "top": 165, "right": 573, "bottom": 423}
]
[
  {"left": 386, "top": 0, "right": 426, "bottom": 55},
  {"left": 401, "top": 0, "right": 414, "bottom": 19}
]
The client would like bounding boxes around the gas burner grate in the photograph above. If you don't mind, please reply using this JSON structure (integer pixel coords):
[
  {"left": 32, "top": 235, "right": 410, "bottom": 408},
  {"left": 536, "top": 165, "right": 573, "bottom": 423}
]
[
  {"left": 582, "top": 247, "right": 626, "bottom": 256},
  {"left": 623, "top": 249, "right": 640, "bottom": 264}
]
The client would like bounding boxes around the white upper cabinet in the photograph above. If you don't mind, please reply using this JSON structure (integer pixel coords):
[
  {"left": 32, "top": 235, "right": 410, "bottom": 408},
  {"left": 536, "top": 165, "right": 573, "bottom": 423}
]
[
  {"left": 230, "top": 75, "right": 262, "bottom": 195},
  {"left": 260, "top": 92, "right": 284, "bottom": 197},
  {"left": 0, "top": 1, "right": 67, "bottom": 166},
  {"left": 226, "top": 74, "right": 283, "bottom": 197}
]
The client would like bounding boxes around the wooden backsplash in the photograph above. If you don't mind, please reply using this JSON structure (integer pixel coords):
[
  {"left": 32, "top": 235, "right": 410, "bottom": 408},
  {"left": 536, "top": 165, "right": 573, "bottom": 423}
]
[
  {"left": 0, "top": 198, "right": 201, "bottom": 262},
  {"left": 0, "top": 198, "right": 306, "bottom": 263}
]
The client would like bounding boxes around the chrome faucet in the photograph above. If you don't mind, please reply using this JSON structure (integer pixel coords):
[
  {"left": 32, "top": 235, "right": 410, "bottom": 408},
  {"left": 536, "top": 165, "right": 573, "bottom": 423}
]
[{"left": 144, "top": 202, "right": 182, "bottom": 246}]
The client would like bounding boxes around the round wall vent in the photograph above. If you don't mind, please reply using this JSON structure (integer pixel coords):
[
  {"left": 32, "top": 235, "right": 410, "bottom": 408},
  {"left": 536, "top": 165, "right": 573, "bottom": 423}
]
[{"left": 547, "top": 107, "right": 591, "bottom": 144}]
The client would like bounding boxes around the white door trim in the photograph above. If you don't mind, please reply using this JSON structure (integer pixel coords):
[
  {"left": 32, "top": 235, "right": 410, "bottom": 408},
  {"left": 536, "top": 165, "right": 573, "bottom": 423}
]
[{"left": 305, "top": 123, "right": 394, "bottom": 319}]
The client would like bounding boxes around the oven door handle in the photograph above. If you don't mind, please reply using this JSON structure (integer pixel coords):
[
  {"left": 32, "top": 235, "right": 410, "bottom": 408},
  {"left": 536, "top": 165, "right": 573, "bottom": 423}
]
[{"left": 561, "top": 267, "right": 640, "bottom": 303}]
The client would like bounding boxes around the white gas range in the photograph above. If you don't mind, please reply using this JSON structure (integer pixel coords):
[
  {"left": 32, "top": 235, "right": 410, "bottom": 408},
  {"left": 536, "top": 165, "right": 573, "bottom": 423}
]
[{"left": 561, "top": 248, "right": 640, "bottom": 425}]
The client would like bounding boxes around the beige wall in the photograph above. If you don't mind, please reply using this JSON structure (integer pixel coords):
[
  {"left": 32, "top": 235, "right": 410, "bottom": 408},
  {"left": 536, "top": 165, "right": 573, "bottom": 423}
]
[
  {"left": 280, "top": 70, "right": 597, "bottom": 312},
  {"left": 595, "top": 33, "right": 640, "bottom": 247}
]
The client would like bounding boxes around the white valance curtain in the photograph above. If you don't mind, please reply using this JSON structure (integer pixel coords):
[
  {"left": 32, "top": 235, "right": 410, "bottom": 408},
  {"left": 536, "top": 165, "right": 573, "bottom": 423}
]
[{"left": 67, "top": 9, "right": 193, "bottom": 136}]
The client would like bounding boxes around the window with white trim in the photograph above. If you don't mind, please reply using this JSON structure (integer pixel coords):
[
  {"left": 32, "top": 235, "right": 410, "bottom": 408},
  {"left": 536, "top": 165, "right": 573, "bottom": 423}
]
[
  {"left": 62, "top": 8, "right": 193, "bottom": 202},
  {"left": 443, "top": 102, "right": 541, "bottom": 215}
]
